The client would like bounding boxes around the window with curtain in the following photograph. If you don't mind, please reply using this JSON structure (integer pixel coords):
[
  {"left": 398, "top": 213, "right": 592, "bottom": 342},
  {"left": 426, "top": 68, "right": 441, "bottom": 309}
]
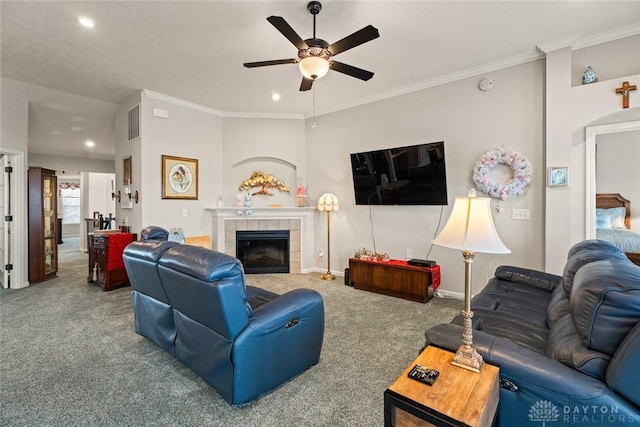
[{"left": 60, "top": 183, "right": 80, "bottom": 224}]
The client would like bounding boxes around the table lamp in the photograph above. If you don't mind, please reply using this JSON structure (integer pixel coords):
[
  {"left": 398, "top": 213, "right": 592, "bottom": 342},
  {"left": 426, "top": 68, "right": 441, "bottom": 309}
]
[
  {"left": 431, "top": 189, "right": 510, "bottom": 372},
  {"left": 317, "top": 192, "right": 339, "bottom": 280}
]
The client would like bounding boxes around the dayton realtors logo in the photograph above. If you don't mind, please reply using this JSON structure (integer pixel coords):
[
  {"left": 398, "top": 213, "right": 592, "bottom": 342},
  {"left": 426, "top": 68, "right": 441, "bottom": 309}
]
[
  {"left": 528, "top": 400, "right": 640, "bottom": 425},
  {"left": 529, "top": 400, "right": 560, "bottom": 426}
]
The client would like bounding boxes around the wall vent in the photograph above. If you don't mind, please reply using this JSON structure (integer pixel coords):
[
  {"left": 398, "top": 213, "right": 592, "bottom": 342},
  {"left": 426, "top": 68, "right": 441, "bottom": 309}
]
[{"left": 128, "top": 104, "right": 140, "bottom": 141}]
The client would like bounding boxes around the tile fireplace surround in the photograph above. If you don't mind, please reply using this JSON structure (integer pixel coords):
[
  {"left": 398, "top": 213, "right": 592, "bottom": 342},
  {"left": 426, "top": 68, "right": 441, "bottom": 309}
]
[{"left": 206, "top": 207, "right": 316, "bottom": 274}]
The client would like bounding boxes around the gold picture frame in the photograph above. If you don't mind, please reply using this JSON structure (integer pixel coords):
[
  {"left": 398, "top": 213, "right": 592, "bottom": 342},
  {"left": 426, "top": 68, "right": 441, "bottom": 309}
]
[
  {"left": 162, "top": 155, "right": 198, "bottom": 199},
  {"left": 123, "top": 156, "right": 132, "bottom": 185}
]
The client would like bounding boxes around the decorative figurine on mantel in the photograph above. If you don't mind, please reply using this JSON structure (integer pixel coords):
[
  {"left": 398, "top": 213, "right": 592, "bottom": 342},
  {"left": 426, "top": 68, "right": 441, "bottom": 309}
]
[
  {"left": 296, "top": 180, "right": 308, "bottom": 207},
  {"left": 239, "top": 171, "right": 290, "bottom": 196}
]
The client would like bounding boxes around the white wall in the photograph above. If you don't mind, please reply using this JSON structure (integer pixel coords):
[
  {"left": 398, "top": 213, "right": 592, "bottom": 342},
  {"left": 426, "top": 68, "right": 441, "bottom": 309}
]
[
  {"left": 28, "top": 153, "right": 114, "bottom": 174},
  {"left": 543, "top": 34, "right": 640, "bottom": 273},
  {"left": 306, "top": 60, "right": 545, "bottom": 296},
  {"left": 138, "top": 93, "right": 223, "bottom": 237},
  {"left": 222, "top": 117, "right": 306, "bottom": 208},
  {"left": 114, "top": 92, "right": 143, "bottom": 233},
  {"left": 0, "top": 79, "right": 30, "bottom": 288},
  {"left": 596, "top": 130, "right": 640, "bottom": 233}
]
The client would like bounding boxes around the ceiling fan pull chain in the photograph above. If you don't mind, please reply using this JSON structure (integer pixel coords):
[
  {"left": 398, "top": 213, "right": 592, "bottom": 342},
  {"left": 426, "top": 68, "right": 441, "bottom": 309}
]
[{"left": 312, "top": 87, "right": 317, "bottom": 128}]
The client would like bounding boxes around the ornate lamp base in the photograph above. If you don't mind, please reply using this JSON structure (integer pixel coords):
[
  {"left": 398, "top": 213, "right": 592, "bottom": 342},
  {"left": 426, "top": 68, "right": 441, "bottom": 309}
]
[
  {"left": 451, "top": 344, "right": 484, "bottom": 373},
  {"left": 320, "top": 272, "right": 335, "bottom": 280}
]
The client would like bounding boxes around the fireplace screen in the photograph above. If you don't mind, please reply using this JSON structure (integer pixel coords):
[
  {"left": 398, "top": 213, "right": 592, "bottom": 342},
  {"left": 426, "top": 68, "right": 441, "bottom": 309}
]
[{"left": 236, "top": 230, "right": 290, "bottom": 274}]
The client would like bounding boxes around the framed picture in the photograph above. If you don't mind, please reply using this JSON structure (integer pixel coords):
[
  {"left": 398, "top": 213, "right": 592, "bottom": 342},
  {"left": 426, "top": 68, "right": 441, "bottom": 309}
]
[
  {"left": 123, "top": 156, "right": 132, "bottom": 185},
  {"left": 548, "top": 166, "right": 569, "bottom": 187},
  {"left": 162, "top": 155, "right": 198, "bottom": 199}
]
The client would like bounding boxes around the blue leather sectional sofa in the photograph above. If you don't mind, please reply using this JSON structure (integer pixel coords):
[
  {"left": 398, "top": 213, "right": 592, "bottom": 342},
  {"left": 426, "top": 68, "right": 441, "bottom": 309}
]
[
  {"left": 425, "top": 240, "right": 640, "bottom": 426},
  {"left": 123, "top": 227, "right": 325, "bottom": 405}
]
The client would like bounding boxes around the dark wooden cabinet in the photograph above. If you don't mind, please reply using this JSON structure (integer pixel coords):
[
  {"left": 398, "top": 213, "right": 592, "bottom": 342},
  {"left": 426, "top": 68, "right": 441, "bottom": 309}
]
[
  {"left": 87, "top": 231, "right": 136, "bottom": 291},
  {"left": 348, "top": 258, "right": 436, "bottom": 303},
  {"left": 28, "top": 167, "right": 58, "bottom": 283}
]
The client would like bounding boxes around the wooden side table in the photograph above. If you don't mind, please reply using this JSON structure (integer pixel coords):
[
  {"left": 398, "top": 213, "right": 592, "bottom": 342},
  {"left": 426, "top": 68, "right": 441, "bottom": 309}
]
[
  {"left": 87, "top": 231, "right": 137, "bottom": 291},
  {"left": 384, "top": 346, "right": 499, "bottom": 427},
  {"left": 348, "top": 258, "right": 439, "bottom": 303}
]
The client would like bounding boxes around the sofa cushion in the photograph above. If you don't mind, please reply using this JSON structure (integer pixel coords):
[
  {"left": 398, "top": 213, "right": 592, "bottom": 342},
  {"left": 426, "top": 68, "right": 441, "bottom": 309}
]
[
  {"left": 452, "top": 310, "right": 549, "bottom": 354},
  {"left": 606, "top": 322, "right": 640, "bottom": 407},
  {"left": 159, "top": 245, "right": 251, "bottom": 340},
  {"left": 561, "top": 247, "right": 627, "bottom": 297},
  {"left": 123, "top": 240, "right": 180, "bottom": 302},
  {"left": 571, "top": 259, "right": 640, "bottom": 357},
  {"left": 472, "top": 278, "right": 551, "bottom": 328},
  {"left": 546, "top": 313, "right": 611, "bottom": 380},
  {"left": 566, "top": 239, "right": 622, "bottom": 259},
  {"left": 139, "top": 225, "right": 169, "bottom": 241},
  {"left": 546, "top": 284, "right": 570, "bottom": 327}
]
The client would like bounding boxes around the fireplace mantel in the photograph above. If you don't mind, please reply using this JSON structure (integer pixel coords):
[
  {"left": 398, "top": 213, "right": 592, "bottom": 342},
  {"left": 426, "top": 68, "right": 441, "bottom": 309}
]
[{"left": 206, "top": 207, "right": 317, "bottom": 273}]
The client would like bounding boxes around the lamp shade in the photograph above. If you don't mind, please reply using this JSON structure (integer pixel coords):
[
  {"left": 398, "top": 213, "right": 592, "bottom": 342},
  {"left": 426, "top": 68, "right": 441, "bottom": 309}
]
[
  {"left": 299, "top": 56, "right": 330, "bottom": 80},
  {"left": 317, "top": 193, "right": 339, "bottom": 212},
  {"left": 432, "top": 192, "right": 510, "bottom": 254}
]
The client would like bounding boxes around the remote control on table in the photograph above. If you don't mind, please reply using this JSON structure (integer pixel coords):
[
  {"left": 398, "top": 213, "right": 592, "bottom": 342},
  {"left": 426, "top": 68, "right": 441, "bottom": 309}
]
[{"left": 407, "top": 364, "right": 440, "bottom": 386}]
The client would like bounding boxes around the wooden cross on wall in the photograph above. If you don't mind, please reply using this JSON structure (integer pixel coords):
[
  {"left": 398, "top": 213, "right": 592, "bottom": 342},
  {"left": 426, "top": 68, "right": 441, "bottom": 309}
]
[{"left": 615, "top": 81, "right": 637, "bottom": 109}]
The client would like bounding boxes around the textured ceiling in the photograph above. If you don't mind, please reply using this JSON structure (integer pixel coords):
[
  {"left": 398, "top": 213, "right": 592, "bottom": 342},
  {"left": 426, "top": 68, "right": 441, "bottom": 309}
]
[{"left": 1, "top": 1, "right": 639, "bottom": 160}]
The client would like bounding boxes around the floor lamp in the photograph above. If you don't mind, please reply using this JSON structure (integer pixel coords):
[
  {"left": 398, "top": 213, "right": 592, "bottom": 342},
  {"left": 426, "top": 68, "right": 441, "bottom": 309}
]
[
  {"left": 317, "top": 192, "right": 339, "bottom": 280},
  {"left": 431, "top": 189, "right": 510, "bottom": 372}
]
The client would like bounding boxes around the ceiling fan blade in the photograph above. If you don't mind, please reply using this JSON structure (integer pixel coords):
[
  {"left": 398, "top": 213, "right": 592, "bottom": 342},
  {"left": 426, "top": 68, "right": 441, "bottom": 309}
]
[
  {"left": 328, "top": 25, "right": 379, "bottom": 56},
  {"left": 267, "top": 16, "right": 308, "bottom": 50},
  {"left": 299, "top": 77, "right": 314, "bottom": 92},
  {"left": 244, "top": 59, "right": 297, "bottom": 68},
  {"left": 330, "top": 61, "right": 374, "bottom": 81}
]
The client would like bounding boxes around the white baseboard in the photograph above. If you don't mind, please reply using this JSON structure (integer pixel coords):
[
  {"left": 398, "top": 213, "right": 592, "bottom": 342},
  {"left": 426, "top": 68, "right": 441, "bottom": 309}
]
[{"left": 434, "top": 289, "right": 464, "bottom": 300}]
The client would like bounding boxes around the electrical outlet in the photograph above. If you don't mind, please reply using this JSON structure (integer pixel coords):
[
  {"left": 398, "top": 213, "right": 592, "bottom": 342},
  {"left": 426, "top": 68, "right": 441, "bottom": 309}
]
[
  {"left": 318, "top": 249, "right": 324, "bottom": 257},
  {"left": 406, "top": 249, "right": 413, "bottom": 259},
  {"left": 512, "top": 208, "right": 530, "bottom": 220},
  {"left": 182, "top": 209, "right": 188, "bottom": 217}
]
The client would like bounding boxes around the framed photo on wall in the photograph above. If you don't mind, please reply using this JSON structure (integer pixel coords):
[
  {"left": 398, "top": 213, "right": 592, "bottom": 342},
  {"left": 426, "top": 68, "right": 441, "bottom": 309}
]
[
  {"left": 162, "top": 155, "right": 199, "bottom": 199},
  {"left": 548, "top": 166, "right": 569, "bottom": 187}
]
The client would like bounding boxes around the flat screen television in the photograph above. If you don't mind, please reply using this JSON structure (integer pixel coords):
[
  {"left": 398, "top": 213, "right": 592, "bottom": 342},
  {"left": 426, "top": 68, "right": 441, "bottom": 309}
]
[{"left": 350, "top": 141, "right": 448, "bottom": 206}]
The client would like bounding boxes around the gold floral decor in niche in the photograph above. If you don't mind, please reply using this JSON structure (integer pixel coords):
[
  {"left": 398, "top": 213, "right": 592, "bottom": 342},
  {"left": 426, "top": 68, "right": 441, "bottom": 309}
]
[{"left": 239, "top": 171, "right": 290, "bottom": 196}]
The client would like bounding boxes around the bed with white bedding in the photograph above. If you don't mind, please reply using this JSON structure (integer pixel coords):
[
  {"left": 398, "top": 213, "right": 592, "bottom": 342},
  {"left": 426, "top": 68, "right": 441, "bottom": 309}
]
[{"left": 596, "top": 193, "right": 640, "bottom": 264}]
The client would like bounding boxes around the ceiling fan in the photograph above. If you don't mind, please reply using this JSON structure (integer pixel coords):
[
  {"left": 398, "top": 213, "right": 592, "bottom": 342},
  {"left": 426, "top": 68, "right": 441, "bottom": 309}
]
[{"left": 243, "top": 1, "right": 379, "bottom": 91}]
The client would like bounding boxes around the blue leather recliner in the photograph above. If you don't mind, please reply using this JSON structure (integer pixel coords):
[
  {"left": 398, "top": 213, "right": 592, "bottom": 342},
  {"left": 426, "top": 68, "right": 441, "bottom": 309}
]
[
  {"left": 123, "top": 227, "right": 325, "bottom": 405},
  {"left": 425, "top": 240, "right": 640, "bottom": 426}
]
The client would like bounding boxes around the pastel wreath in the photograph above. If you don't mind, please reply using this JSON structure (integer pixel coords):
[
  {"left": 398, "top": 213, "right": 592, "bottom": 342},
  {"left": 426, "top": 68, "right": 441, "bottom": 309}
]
[{"left": 472, "top": 148, "right": 532, "bottom": 200}]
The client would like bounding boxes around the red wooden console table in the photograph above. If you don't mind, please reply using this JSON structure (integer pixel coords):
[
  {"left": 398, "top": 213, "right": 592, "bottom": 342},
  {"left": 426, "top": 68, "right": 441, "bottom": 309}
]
[
  {"left": 87, "top": 231, "right": 136, "bottom": 291},
  {"left": 348, "top": 258, "right": 440, "bottom": 303}
]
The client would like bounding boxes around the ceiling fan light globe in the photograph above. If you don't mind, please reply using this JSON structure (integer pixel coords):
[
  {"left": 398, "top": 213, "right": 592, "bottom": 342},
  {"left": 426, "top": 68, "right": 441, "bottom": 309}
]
[{"left": 299, "top": 56, "right": 329, "bottom": 80}]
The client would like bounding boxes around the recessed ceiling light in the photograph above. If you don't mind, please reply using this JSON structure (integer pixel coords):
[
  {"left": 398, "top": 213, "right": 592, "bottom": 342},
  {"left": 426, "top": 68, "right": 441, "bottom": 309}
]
[
  {"left": 272, "top": 93, "right": 281, "bottom": 101},
  {"left": 85, "top": 140, "right": 95, "bottom": 148},
  {"left": 77, "top": 16, "right": 95, "bottom": 28}
]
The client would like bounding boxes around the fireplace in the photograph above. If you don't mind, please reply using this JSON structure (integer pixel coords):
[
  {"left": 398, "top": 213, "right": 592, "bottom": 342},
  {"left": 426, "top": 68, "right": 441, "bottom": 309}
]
[{"left": 236, "top": 230, "right": 290, "bottom": 274}]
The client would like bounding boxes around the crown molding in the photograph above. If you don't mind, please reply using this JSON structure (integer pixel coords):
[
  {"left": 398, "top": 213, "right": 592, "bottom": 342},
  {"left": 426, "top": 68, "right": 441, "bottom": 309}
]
[
  {"left": 146, "top": 23, "right": 640, "bottom": 121},
  {"left": 573, "top": 23, "right": 640, "bottom": 50},
  {"left": 314, "top": 51, "right": 544, "bottom": 118},
  {"left": 536, "top": 33, "right": 582, "bottom": 54},
  {"left": 142, "top": 89, "right": 304, "bottom": 120},
  {"left": 536, "top": 23, "right": 640, "bottom": 54}
]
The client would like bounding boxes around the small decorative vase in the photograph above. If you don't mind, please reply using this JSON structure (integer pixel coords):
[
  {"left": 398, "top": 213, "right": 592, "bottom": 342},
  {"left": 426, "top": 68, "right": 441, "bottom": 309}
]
[{"left": 582, "top": 66, "right": 597, "bottom": 85}]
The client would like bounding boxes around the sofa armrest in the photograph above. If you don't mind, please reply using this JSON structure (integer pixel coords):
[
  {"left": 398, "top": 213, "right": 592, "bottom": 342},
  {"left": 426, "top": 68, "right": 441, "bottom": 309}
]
[
  {"left": 426, "top": 323, "right": 602, "bottom": 394},
  {"left": 494, "top": 265, "right": 561, "bottom": 291},
  {"left": 230, "top": 289, "right": 324, "bottom": 404},
  {"left": 425, "top": 323, "right": 640, "bottom": 422}
]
